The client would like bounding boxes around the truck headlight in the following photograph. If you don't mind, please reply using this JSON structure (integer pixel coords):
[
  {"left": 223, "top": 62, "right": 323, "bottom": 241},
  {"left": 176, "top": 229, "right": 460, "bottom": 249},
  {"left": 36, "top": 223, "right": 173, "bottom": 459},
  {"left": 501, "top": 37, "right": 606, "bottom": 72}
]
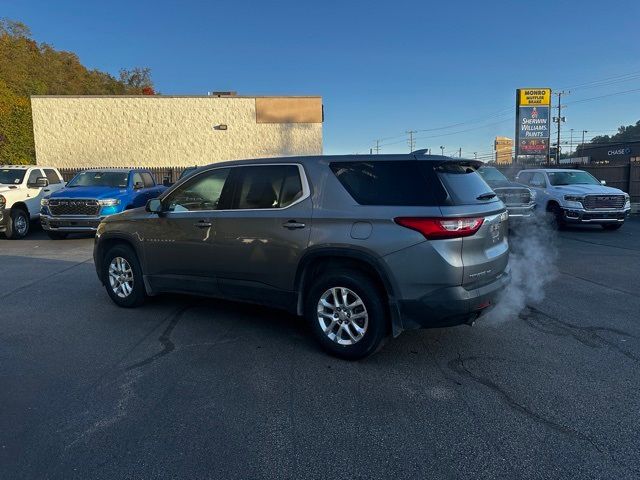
[
  {"left": 624, "top": 194, "right": 631, "bottom": 209},
  {"left": 529, "top": 189, "right": 536, "bottom": 201},
  {"left": 0, "top": 195, "right": 5, "bottom": 209},
  {"left": 41, "top": 198, "right": 49, "bottom": 207},
  {"left": 98, "top": 199, "right": 120, "bottom": 207},
  {"left": 563, "top": 195, "right": 584, "bottom": 209}
]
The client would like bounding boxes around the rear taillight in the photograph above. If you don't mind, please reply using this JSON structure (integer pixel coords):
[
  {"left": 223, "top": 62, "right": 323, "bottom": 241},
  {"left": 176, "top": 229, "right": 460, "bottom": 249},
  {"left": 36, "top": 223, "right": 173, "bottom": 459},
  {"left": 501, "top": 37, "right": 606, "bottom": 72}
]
[{"left": 394, "top": 217, "right": 484, "bottom": 239}]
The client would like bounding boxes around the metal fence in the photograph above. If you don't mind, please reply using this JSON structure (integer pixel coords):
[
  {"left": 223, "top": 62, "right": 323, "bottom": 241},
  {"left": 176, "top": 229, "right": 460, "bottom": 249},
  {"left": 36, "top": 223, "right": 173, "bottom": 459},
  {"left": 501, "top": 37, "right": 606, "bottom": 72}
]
[
  {"left": 496, "top": 162, "right": 640, "bottom": 203},
  {"left": 58, "top": 166, "right": 192, "bottom": 185}
]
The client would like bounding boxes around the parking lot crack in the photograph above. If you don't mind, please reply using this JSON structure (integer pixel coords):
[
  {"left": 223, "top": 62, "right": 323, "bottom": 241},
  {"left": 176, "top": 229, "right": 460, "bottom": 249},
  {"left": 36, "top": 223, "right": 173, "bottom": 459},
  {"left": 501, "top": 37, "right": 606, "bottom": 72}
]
[
  {"left": 559, "top": 270, "right": 636, "bottom": 296},
  {"left": 124, "top": 303, "right": 196, "bottom": 372},
  {"left": 0, "top": 257, "right": 92, "bottom": 299},
  {"left": 522, "top": 306, "right": 639, "bottom": 364},
  {"left": 448, "top": 354, "right": 606, "bottom": 455}
]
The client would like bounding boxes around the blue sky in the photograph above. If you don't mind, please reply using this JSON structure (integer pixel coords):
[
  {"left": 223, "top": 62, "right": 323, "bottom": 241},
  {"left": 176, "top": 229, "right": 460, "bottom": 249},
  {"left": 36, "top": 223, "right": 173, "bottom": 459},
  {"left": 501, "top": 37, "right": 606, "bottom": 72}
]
[{"left": 4, "top": 0, "right": 640, "bottom": 159}]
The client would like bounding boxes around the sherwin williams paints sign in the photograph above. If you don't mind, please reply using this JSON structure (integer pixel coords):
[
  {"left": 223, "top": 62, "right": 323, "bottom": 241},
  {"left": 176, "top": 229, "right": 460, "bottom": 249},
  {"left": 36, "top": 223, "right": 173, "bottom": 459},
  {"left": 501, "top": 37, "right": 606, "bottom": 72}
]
[{"left": 516, "top": 88, "right": 551, "bottom": 156}]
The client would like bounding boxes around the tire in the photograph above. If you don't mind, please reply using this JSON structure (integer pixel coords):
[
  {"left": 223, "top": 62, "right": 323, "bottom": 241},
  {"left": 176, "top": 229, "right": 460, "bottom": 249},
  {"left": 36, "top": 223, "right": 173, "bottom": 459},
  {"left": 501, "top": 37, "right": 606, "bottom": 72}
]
[
  {"left": 305, "top": 270, "right": 388, "bottom": 360},
  {"left": 46, "top": 231, "right": 68, "bottom": 240},
  {"left": 5, "top": 208, "right": 30, "bottom": 239},
  {"left": 102, "top": 244, "right": 146, "bottom": 308},
  {"left": 602, "top": 223, "right": 623, "bottom": 231},
  {"left": 550, "top": 204, "right": 566, "bottom": 230}
]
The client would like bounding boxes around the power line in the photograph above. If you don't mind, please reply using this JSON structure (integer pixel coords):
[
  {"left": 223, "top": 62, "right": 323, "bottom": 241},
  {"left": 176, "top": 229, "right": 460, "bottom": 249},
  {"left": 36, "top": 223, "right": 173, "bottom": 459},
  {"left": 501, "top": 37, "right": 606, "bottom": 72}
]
[{"left": 359, "top": 69, "right": 640, "bottom": 154}]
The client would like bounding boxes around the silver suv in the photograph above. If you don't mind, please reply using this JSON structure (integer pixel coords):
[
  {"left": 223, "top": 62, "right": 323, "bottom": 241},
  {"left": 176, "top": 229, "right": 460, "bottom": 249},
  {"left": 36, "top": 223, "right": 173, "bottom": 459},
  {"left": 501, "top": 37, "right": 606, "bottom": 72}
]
[{"left": 93, "top": 155, "right": 510, "bottom": 358}]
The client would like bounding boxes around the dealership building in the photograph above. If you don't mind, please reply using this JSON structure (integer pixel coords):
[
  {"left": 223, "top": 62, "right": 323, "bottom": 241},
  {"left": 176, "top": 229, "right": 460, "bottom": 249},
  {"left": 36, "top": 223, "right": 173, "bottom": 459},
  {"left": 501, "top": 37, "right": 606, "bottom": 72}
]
[
  {"left": 30, "top": 94, "right": 323, "bottom": 169},
  {"left": 572, "top": 140, "right": 640, "bottom": 165}
]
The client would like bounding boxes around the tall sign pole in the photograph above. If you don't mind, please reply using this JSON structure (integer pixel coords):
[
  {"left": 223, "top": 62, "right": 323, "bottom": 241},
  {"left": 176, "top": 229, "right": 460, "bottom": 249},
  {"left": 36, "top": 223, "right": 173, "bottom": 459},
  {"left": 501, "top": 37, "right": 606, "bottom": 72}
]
[{"left": 515, "top": 88, "right": 552, "bottom": 165}]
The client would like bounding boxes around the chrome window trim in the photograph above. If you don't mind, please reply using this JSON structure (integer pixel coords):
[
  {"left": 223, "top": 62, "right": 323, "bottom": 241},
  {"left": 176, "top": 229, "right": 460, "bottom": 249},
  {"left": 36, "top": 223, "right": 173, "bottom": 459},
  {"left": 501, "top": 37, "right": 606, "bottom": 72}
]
[{"left": 163, "top": 163, "right": 311, "bottom": 214}]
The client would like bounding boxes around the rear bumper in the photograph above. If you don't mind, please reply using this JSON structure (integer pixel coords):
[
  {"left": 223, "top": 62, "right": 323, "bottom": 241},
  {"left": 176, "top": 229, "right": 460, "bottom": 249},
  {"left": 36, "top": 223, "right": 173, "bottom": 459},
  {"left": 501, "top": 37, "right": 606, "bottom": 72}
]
[
  {"left": 561, "top": 207, "right": 630, "bottom": 224},
  {"left": 398, "top": 268, "right": 511, "bottom": 329},
  {"left": 41, "top": 214, "right": 104, "bottom": 233}
]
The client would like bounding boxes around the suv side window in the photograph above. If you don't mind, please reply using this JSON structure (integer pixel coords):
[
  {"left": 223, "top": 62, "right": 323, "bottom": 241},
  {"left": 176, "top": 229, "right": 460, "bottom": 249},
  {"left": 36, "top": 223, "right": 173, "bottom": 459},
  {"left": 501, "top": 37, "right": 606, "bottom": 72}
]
[
  {"left": 529, "top": 173, "right": 547, "bottom": 188},
  {"left": 141, "top": 172, "right": 155, "bottom": 188},
  {"left": 44, "top": 169, "right": 61, "bottom": 185},
  {"left": 165, "top": 168, "right": 231, "bottom": 211},
  {"left": 330, "top": 161, "right": 444, "bottom": 206},
  {"left": 27, "top": 169, "right": 43, "bottom": 187},
  {"left": 232, "top": 165, "right": 303, "bottom": 209}
]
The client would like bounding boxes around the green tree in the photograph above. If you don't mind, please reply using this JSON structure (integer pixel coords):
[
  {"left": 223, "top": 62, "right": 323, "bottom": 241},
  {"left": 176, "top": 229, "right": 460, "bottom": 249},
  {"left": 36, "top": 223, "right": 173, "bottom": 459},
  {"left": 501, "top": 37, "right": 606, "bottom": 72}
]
[
  {"left": 588, "top": 121, "right": 640, "bottom": 146},
  {"left": 0, "top": 18, "right": 155, "bottom": 164}
]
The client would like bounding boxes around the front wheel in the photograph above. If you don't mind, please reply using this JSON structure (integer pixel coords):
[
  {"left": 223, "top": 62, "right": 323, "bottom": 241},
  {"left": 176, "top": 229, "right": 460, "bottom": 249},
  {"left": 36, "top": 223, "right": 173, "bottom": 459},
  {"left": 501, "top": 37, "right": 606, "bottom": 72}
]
[
  {"left": 550, "top": 204, "right": 566, "bottom": 230},
  {"left": 305, "top": 270, "right": 388, "bottom": 360},
  {"left": 602, "top": 223, "right": 623, "bottom": 231},
  {"left": 5, "top": 208, "right": 30, "bottom": 239},
  {"left": 102, "top": 244, "right": 146, "bottom": 308}
]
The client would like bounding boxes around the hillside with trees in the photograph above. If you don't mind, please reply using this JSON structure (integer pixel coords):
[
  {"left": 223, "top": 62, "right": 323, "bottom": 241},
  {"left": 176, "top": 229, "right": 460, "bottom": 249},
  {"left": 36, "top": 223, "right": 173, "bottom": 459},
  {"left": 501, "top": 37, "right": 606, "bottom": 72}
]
[
  {"left": 0, "top": 19, "right": 154, "bottom": 164},
  {"left": 589, "top": 120, "right": 640, "bottom": 145}
]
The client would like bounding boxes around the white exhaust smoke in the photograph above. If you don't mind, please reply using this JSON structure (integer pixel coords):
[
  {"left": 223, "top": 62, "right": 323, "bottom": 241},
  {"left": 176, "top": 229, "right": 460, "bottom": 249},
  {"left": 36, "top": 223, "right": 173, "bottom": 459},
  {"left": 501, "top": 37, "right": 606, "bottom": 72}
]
[{"left": 486, "top": 214, "right": 559, "bottom": 323}]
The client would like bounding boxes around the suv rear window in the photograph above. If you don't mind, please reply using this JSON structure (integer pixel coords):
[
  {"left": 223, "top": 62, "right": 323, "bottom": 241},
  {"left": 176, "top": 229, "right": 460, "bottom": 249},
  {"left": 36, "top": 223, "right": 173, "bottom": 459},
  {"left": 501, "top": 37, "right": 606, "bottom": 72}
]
[
  {"left": 330, "top": 161, "right": 444, "bottom": 206},
  {"left": 435, "top": 163, "right": 499, "bottom": 205}
]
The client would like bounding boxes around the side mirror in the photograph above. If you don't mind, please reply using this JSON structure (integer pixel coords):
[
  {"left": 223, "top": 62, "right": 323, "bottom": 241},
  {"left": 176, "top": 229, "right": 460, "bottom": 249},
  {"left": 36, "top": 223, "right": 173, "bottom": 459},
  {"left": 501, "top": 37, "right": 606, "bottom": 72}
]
[
  {"left": 600, "top": 180, "right": 607, "bottom": 185},
  {"left": 134, "top": 181, "right": 144, "bottom": 190},
  {"left": 162, "top": 177, "right": 171, "bottom": 187},
  {"left": 146, "top": 198, "right": 164, "bottom": 214},
  {"left": 29, "top": 176, "right": 49, "bottom": 188}
]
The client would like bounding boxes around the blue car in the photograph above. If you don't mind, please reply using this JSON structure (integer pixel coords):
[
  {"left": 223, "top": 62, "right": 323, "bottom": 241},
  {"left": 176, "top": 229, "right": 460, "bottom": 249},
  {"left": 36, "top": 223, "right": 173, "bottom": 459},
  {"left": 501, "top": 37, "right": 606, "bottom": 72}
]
[{"left": 40, "top": 168, "right": 166, "bottom": 239}]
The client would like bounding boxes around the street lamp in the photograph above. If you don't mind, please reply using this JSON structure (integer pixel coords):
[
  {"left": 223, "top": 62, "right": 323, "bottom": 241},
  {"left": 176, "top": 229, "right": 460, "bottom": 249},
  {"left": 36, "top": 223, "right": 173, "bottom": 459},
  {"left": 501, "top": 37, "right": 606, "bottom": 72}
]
[
  {"left": 581, "top": 130, "right": 588, "bottom": 155},
  {"left": 440, "top": 146, "right": 445, "bottom": 156},
  {"left": 570, "top": 128, "right": 574, "bottom": 154}
]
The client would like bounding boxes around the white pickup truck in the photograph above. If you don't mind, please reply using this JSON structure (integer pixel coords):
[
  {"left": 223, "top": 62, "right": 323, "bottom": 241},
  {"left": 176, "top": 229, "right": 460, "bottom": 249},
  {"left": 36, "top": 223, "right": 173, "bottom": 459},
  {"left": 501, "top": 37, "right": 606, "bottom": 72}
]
[{"left": 0, "top": 165, "right": 66, "bottom": 239}]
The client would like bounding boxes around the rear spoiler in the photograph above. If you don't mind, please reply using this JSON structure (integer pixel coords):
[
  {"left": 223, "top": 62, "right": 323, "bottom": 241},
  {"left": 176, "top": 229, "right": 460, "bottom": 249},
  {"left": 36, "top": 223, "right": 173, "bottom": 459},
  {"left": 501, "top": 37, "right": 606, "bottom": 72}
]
[{"left": 411, "top": 150, "right": 482, "bottom": 170}]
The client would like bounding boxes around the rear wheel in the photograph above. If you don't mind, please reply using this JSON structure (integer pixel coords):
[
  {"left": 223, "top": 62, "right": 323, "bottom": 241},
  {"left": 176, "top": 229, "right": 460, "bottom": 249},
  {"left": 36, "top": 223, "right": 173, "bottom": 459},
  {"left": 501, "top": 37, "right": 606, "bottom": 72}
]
[
  {"left": 46, "top": 231, "right": 68, "bottom": 240},
  {"left": 102, "top": 244, "right": 146, "bottom": 307},
  {"left": 602, "top": 223, "right": 623, "bottom": 231},
  {"left": 305, "top": 270, "right": 388, "bottom": 360},
  {"left": 5, "top": 208, "right": 29, "bottom": 239}
]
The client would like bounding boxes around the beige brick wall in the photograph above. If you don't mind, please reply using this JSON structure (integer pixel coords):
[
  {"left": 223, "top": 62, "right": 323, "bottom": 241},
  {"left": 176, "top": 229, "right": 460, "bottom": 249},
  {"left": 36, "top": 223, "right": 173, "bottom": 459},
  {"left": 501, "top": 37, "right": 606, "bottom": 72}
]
[{"left": 31, "top": 96, "right": 323, "bottom": 168}]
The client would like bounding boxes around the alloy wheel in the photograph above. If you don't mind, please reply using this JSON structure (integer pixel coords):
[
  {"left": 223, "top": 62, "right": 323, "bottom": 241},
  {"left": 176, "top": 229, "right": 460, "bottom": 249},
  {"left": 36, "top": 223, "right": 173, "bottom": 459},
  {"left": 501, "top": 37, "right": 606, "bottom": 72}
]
[
  {"left": 15, "top": 214, "right": 28, "bottom": 236},
  {"left": 108, "top": 257, "right": 134, "bottom": 298},
  {"left": 317, "top": 287, "right": 369, "bottom": 345}
]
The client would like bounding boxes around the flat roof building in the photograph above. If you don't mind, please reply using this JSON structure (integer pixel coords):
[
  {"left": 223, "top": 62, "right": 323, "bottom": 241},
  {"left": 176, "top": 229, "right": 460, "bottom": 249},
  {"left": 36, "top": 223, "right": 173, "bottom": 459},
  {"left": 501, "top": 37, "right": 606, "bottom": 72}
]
[
  {"left": 31, "top": 94, "right": 323, "bottom": 169},
  {"left": 494, "top": 136, "right": 513, "bottom": 165}
]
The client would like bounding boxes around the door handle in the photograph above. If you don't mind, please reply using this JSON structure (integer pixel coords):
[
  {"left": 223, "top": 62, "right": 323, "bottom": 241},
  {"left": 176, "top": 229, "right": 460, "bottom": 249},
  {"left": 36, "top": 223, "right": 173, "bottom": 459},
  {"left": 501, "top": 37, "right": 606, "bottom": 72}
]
[
  {"left": 283, "top": 220, "right": 306, "bottom": 230},
  {"left": 194, "top": 221, "right": 212, "bottom": 228},
  {"left": 44, "top": 189, "right": 50, "bottom": 192}
]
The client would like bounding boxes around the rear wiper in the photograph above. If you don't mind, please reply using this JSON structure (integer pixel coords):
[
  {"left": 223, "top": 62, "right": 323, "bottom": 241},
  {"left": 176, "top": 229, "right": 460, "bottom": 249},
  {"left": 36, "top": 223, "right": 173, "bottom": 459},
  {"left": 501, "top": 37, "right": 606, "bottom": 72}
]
[{"left": 476, "top": 192, "right": 496, "bottom": 200}]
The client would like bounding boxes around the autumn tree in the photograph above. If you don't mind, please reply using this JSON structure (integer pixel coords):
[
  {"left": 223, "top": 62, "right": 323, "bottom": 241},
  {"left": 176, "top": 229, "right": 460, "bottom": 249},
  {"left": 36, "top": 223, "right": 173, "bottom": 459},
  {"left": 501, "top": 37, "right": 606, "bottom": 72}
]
[{"left": 0, "top": 18, "right": 155, "bottom": 164}]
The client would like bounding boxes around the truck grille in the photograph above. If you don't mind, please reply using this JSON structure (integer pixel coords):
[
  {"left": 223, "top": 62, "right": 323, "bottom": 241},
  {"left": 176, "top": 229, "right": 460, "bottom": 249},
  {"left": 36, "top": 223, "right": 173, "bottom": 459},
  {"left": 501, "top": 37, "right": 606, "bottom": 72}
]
[
  {"left": 494, "top": 188, "right": 531, "bottom": 206},
  {"left": 49, "top": 199, "right": 100, "bottom": 216},
  {"left": 582, "top": 195, "right": 625, "bottom": 210}
]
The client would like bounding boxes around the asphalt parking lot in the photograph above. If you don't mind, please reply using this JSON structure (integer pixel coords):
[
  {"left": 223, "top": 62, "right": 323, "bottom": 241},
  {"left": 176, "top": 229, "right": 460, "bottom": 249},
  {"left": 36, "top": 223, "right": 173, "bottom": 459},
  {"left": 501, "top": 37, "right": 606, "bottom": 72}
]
[{"left": 2, "top": 219, "right": 640, "bottom": 479}]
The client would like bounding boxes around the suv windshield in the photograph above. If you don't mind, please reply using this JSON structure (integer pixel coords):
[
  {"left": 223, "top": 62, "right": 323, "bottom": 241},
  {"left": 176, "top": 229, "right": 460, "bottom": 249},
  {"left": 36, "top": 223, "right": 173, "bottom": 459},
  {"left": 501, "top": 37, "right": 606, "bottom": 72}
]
[
  {"left": 67, "top": 171, "right": 129, "bottom": 188},
  {"left": 0, "top": 169, "right": 27, "bottom": 185},
  {"left": 547, "top": 171, "right": 600, "bottom": 186},
  {"left": 478, "top": 166, "right": 510, "bottom": 185}
]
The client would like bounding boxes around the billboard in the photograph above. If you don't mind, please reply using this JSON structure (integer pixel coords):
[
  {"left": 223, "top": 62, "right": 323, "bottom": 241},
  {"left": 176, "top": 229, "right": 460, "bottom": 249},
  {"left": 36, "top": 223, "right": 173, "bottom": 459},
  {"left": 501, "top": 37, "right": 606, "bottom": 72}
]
[{"left": 516, "top": 88, "right": 551, "bottom": 157}]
